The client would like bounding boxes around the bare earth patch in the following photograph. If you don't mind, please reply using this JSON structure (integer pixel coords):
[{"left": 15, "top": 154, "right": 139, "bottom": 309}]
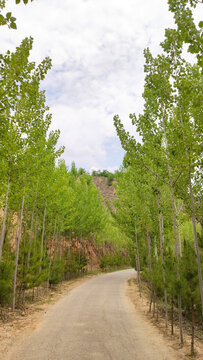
[
  {"left": 127, "top": 276, "right": 203, "bottom": 360},
  {"left": 0, "top": 274, "right": 98, "bottom": 359}
]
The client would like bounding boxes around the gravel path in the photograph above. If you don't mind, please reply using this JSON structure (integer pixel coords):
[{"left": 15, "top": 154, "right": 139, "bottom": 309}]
[{"left": 5, "top": 269, "right": 177, "bottom": 360}]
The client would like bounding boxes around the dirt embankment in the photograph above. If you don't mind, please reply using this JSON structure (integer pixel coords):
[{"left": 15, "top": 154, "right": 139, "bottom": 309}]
[
  {"left": 92, "top": 176, "right": 117, "bottom": 206},
  {"left": 127, "top": 276, "right": 203, "bottom": 360}
]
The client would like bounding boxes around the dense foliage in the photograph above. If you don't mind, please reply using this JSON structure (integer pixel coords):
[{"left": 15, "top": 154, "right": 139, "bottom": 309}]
[
  {"left": 113, "top": 0, "right": 203, "bottom": 356},
  {"left": 0, "top": 0, "right": 202, "bottom": 356},
  {"left": 0, "top": 17, "right": 130, "bottom": 310}
]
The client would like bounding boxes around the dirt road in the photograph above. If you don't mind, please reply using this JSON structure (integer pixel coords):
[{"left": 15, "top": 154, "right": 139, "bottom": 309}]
[{"left": 4, "top": 269, "right": 178, "bottom": 360}]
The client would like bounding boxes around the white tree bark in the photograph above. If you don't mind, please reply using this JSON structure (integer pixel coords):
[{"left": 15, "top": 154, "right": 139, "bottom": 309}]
[
  {"left": 157, "top": 194, "right": 168, "bottom": 328},
  {"left": 40, "top": 206, "right": 46, "bottom": 272},
  {"left": 135, "top": 224, "right": 141, "bottom": 296},
  {"left": 0, "top": 175, "right": 10, "bottom": 261},
  {"left": 179, "top": 107, "right": 203, "bottom": 317},
  {"left": 163, "top": 117, "right": 183, "bottom": 343},
  {"left": 12, "top": 195, "right": 25, "bottom": 311}
]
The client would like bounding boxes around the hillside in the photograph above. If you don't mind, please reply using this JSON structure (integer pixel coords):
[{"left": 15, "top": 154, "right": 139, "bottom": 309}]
[{"left": 92, "top": 177, "right": 117, "bottom": 206}]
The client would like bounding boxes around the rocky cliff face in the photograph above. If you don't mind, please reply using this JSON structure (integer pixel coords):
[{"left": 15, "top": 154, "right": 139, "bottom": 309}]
[
  {"left": 68, "top": 237, "right": 114, "bottom": 270},
  {"left": 92, "top": 177, "right": 117, "bottom": 206}
]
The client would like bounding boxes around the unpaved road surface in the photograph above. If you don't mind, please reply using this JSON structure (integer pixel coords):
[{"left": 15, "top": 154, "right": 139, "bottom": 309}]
[{"left": 4, "top": 269, "right": 178, "bottom": 360}]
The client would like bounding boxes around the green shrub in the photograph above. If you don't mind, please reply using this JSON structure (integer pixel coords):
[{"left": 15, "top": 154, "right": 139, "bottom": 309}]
[
  {"left": 0, "top": 261, "right": 13, "bottom": 305},
  {"left": 99, "top": 252, "right": 128, "bottom": 270},
  {"left": 49, "top": 258, "right": 65, "bottom": 285},
  {"left": 65, "top": 252, "right": 87, "bottom": 274}
]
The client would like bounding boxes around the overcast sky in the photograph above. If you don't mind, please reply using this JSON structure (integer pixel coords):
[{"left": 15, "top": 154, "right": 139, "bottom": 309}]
[{"left": 0, "top": 0, "right": 197, "bottom": 172}]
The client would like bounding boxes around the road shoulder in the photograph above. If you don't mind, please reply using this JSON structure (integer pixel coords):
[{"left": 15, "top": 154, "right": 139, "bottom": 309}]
[
  {"left": 127, "top": 275, "right": 203, "bottom": 360},
  {"left": 0, "top": 274, "right": 98, "bottom": 358}
]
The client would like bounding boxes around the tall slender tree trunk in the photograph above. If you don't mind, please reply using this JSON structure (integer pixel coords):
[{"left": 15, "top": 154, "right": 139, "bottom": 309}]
[
  {"left": 60, "top": 217, "right": 64, "bottom": 259},
  {"left": 177, "top": 220, "right": 182, "bottom": 258},
  {"left": 57, "top": 228, "right": 61, "bottom": 258},
  {"left": 189, "top": 171, "right": 203, "bottom": 317},
  {"left": 12, "top": 194, "right": 25, "bottom": 311},
  {"left": 58, "top": 231, "right": 62, "bottom": 259},
  {"left": 27, "top": 180, "right": 39, "bottom": 269},
  {"left": 146, "top": 227, "right": 152, "bottom": 277},
  {"left": 78, "top": 237, "right": 81, "bottom": 264},
  {"left": 40, "top": 206, "right": 46, "bottom": 272},
  {"left": 47, "top": 217, "right": 57, "bottom": 288},
  {"left": 154, "top": 236, "right": 158, "bottom": 262},
  {"left": 153, "top": 293, "right": 156, "bottom": 318},
  {"left": 171, "top": 298, "right": 174, "bottom": 335},
  {"left": 157, "top": 194, "right": 168, "bottom": 328},
  {"left": 47, "top": 255, "right": 52, "bottom": 289},
  {"left": 21, "top": 220, "right": 27, "bottom": 302},
  {"left": 179, "top": 107, "right": 203, "bottom": 316},
  {"left": 178, "top": 295, "right": 183, "bottom": 344},
  {"left": 27, "top": 204, "right": 35, "bottom": 269},
  {"left": 135, "top": 224, "right": 141, "bottom": 296},
  {"left": 0, "top": 175, "right": 10, "bottom": 261},
  {"left": 33, "top": 210, "right": 38, "bottom": 254},
  {"left": 53, "top": 217, "right": 57, "bottom": 252},
  {"left": 191, "top": 298, "right": 195, "bottom": 357},
  {"left": 87, "top": 239, "right": 89, "bottom": 271},
  {"left": 146, "top": 227, "right": 154, "bottom": 312},
  {"left": 163, "top": 116, "right": 183, "bottom": 343}
]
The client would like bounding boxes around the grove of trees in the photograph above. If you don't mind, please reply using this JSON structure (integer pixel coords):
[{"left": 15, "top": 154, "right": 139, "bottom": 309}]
[
  {"left": 0, "top": 2, "right": 130, "bottom": 312},
  {"left": 0, "top": 0, "right": 202, "bottom": 357},
  {"left": 113, "top": 0, "right": 202, "bottom": 356}
]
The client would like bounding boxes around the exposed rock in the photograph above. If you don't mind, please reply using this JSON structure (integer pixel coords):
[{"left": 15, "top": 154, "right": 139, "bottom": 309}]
[{"left": 92, "top": 177, "right": 117, "bottom": 206}]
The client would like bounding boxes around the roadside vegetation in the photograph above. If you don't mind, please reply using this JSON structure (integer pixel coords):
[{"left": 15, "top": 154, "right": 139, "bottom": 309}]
[
  {"left": 112, "top": 0, "right": 203, "bottom": 357},
  {"left": 0, "top": 0, "right": 202, "bottom": 357},
  {"left": 0, "top": 1, "right": 130, "bottom": 313}
]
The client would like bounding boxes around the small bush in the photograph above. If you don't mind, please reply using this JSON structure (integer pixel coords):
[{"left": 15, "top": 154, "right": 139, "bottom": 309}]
[
  {"left": 0, "top": 261, "right": 13, "bottom": 305},
  {"left": 99, "top": 253, "right": 128, "bottom": 270},
  {"left": 65, "top": 252, "right": 87, "bottom": 275},
  {"left": 49, "top": 258, "right": 65, "bottom": 285}
]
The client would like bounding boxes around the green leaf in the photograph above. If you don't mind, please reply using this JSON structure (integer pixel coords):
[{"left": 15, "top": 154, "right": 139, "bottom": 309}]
[
  {"left": 16, "top": 0, "right": 21, "bottom": 4},
  {"left": 10, "top": 21, "right": 17, "bottom": 29},
  {"left": 6, "top": 12, "right": 12, "bottom": 20},
  {"left": 198, "top": 21, "right": 203, "bottom": 29}
]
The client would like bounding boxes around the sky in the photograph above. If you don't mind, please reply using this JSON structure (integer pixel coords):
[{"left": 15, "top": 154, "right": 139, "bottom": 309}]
[{"left": 0, "top": 0, "right": 192, "bottom": 172}]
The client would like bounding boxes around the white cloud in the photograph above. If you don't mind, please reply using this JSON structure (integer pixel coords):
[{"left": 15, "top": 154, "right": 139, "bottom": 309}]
[{"left": 1, "top": 0, "right": 185, "bottom": 171}]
